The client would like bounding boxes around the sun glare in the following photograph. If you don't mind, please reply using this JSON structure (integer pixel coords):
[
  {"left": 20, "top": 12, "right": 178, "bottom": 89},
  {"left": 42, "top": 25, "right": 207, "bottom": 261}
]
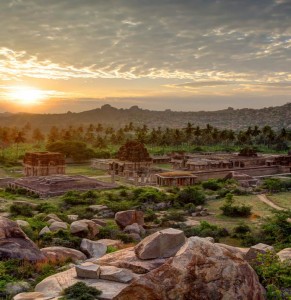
[{"left": 7, "top": 86, "right": 46, "bottom": 105}]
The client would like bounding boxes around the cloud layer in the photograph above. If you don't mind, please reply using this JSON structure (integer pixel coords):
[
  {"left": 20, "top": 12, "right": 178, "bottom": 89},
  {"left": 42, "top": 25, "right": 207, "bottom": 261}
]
[{"left": 0, "top": 0, "right": 290, "bottom": 110}]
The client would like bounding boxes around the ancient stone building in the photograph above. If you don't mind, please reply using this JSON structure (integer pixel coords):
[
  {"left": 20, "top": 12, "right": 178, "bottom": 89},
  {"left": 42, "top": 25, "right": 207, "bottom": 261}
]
[
  {"left": 23, "top": 152, "right": 65, "bottom": 177},
  {"left": 156, "top": 171, "right": 197, "bottom": 187}
]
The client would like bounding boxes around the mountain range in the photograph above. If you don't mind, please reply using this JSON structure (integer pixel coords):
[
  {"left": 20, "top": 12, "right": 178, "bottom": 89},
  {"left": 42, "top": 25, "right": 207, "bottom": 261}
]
[{"left": 0, "top": 103, "right": 290, "bottom": 131}]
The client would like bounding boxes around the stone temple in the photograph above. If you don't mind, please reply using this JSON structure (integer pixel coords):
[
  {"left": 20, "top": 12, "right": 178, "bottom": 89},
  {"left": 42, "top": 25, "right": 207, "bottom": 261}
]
[{"left": 23, "top": 152, "right": 66, "bottom": 177}]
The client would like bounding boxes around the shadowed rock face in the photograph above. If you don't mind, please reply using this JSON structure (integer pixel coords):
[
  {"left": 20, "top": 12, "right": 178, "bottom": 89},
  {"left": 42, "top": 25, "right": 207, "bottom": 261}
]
[
  {"left": 115, "top": 237, "right": 266, "bottom": 300},
  {"left": 0, "top": 217, "right": 46, "bottom": 262}
]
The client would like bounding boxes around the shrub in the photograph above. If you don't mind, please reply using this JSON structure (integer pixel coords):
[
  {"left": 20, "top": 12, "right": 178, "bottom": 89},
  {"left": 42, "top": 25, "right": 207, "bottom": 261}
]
[
  {"left": 162, "top": 210, "right": 186, "bottom": 223},
  {"left": 182, "top": 221, "right": 229, "bottom": 242},
  {"left": 61, "top": 282, "right": 102, "bottom": 300},
  {"left": 176, "top": 187, "right": 206, "bottom": 206},
  {"left": 202, "top": 179, "right": 222, "bottom": 191},
  {"left": 36, "top": 202, "right": 58, "bottom": 214},
  {"left": 220, "top": 194, "right": 252, "bottom": 217},
  {"left": 232, "top": 223, "right": 251, "bottom": 238},
  {"left": 10, "top": 203, "right": 34, "bottom": 217},
  {"left": 144, "top": 209, "right": 158, "bottom": 222},
  {"left": 253, "top": 252, "right": 291, "bottom": 299}
]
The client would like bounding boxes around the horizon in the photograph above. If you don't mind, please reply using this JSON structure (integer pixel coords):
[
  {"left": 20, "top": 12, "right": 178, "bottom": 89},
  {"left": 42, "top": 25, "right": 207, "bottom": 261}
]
[{"left": 0, "top": 0, "right": 291, "bottom": 113}]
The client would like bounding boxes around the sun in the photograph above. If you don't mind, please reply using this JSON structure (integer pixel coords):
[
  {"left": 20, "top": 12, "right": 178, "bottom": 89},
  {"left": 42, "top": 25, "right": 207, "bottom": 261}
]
[{"left": 7, "top": 86, "right": 46, "bottom": 105}]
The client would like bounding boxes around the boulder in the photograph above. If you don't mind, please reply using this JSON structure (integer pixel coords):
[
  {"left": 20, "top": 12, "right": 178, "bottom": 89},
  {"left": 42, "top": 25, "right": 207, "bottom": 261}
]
[
  {"left": 277, "top": 248, "right": 291, "bottom": 262},
  {"left": 49, "top": 221, "right": 68, "bottom": 232},
  {"left": 39, "top": 226, "right": 50, "bottom": 236},
  {"left": 43, "top": 214, "right": 62, "bottom": 222},
  {"left": 115, "top": 237, "right": 265, "bottom": 300},
  {"left": 95, "top": 247, "right": 166, "bottom": 274},
  {"left": 76, "top": 262, "right": 100, "bottom": 279},
  {"left": 245, "top": 243, "right": 275, "bottom": 263},
  {"left": 0, "top": 217, "right": 46, "bottom": 262},
  {"left": 100, "top": 266, "right": 133, "bottom": 283},
  {"left": 134, "top": 228, "right": 186, "bottom": 260},
  {"left": 91, "top": 219, "right": 107, "bottom": 227},
  {"left": 128, "top": 233, "right": 142, "bottom": 242},
  {"left": 41, "top": 246, "right": 86, "bottom": 263},
  {"left": 115, "top": 210, "right": 144, "bottom": 229},
  {"left": 13, "top": 292, "right": 45, "bottom": 300},
  {"left": 124, "top": 223, "right": 145, "bottom": 235},
  {"left": 70, "top": 219, "right": 99, "bottom": 238},
  {"left": 80, "top": 238, "right": 107, "bottom": 258},
  {"left": 98, "top": 239, "right": 123, "bottom": 248},
  {"left": 16, "top": 220, "right": 30, "bottom": 228},
  {"left": 67, "top": 214, "right": 78, "bottom": 222}
]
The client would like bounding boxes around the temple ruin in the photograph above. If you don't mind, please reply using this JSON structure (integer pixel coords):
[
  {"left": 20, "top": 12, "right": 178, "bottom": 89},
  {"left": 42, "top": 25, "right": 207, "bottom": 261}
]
[
  {"left": 8, "top": 175, "right": 117, "bottom": 197},
  {"left": 23, "top": 152, "right": 65, "bottom": 177}
]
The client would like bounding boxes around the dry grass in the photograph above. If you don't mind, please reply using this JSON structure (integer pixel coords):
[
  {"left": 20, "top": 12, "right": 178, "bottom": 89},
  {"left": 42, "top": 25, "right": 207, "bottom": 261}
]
[{"left": 267, "top": 192, "right": 291, "bottom": 209}]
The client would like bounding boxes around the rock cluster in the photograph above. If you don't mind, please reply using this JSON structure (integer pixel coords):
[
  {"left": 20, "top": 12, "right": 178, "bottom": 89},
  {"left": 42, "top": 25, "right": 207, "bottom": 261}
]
[
  {"left": 191, "top": 205, "right": 210, "bottom": 217},
  {"left": 28, "top": 228, "right": 266, "bottom": 300}
]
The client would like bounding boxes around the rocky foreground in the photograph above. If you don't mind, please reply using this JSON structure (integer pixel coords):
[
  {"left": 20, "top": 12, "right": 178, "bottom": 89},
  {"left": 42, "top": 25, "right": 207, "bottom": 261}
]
[{"left": 1, "top": 214, "right": 290, "bottom": 299}]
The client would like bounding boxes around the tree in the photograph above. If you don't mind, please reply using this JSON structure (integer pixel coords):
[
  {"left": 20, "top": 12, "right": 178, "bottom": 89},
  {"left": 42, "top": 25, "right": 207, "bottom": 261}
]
[{"left": 32, "top": 128, "right": 45, "bottom": 144}]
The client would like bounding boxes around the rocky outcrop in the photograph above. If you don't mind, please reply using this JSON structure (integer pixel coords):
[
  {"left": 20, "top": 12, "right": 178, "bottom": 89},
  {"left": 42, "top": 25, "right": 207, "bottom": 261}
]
[
  {"left": 100, "top": 266, "right": 134, "bottom": 283},
  {"left": 96, "top": 247, "right": 167, "bottom": 274},
  {"left": 116, "top": 237, "right": 265, "bottom": 300},
  {"left": 35, "top": 267, "right": 129, "bottom": 299},
  {"left": 80, "top": 238, "right": 107, "bottom": 258},
  {"left": 76, "top": 262, "right": 101, "bottom": 279},
  {"left": 115, "top": 210, "right": 144, "bottom": 229},
  {"left": 0, "top": 217, "right": 46, "bottom": 262},
  {"left": 13, "top": 292, "right": 45, "bottom": 300},
  {"left": 41, "top": 246, "right": 86, "bottom": 263},
  {"left": 245, "top": 243, "right": 275, "bottom": 263},
  {"left": 277, "top": 248, "right": 291, "bottom": 262},
  {"left": 70, "top": 219, "right": 100, "bottom": 238},
  {"left": 134, "top": 228, "right": 186, "bottom": 260}
]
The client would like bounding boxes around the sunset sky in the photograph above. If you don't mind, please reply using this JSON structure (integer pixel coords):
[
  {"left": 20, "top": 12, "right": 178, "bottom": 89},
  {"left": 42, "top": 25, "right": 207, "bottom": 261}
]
[{"left": 0, "top": 0, "right": 290, "bottom": 113}]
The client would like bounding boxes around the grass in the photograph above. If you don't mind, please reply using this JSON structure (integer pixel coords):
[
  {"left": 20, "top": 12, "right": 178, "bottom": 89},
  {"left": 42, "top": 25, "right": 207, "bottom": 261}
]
[
  {"left": 66, "top": 164, "right": 106, "bottom": 177},
  {"left": 267, "top": 192, "right": 291, "bottom": 210},
  {"left": 153, "top": 163, "right": 172, "bottom": 170},
  {"left": 201, "top": 194, "right": 273, "bottom": 230}
]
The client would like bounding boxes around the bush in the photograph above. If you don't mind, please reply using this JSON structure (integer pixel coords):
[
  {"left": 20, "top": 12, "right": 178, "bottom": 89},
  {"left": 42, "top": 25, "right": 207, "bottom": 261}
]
[
  {"left": 253, "top": 252, "right": 291, "bottom": 299},
  {"left": 40, "top": 230, "right": 81, "bottom": 249},
  {"left": 220, "top": 194, "right": 252, "bottom": 217},
  {"left": 61, "top": 282, "right": 102, "bottom": 300},
  {"left": 232, "top": 223, "right": 251, "bottom": 238},
  {"left": 162, "top": 210, "right": 186, "bottom": 223},
  {"left": 176, "top": 187, "right": 206, "bottom": 206},
  {"left": 182, "top": 221, "right": 229, "bottom": 242},
  {"left": 10, "top": 203, "right": 34, "bottom": 217},
  {"left": 144, "top": 209, "right": 158, "bottom": 222},
  {"left": 202, "top": 179, "right": 222, "bottom": 191}
]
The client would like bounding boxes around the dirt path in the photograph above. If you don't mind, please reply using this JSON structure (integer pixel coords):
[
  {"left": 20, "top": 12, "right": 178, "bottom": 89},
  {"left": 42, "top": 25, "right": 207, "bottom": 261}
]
[{"left": 256, "top": 194, "right": 285, "bottom": 211}]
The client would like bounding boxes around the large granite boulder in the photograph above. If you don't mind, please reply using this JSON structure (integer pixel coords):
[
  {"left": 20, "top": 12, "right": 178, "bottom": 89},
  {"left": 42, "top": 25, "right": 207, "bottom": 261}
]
[
  {"left": 0, "top": 217, "right": 46, "bottom": 262},
  {"left": 49, "top": 221, "right": 68, "bottom": 232},
  {"left": 115, "top": 210, "right": 144, "bottom": 229},
  {"left": 70, "top": 219, "right": 100, "bottom": 238},
  {"left": 135, "top": 228, "right": 186, "bottom": 260},
  {"left": 80, "top": 238, "right": 107, "bottom": 258},
  {"left": 13, "top": 292, "right": 45, "bottom": 300},
  {"left": 76, "top": 262, "right": 101, "bottom": 279},
  {"left": 115, "top": 237, "right": 265, "bottom": 300},
  {"left": 41, "top": 246, "right": 86, "bottom": 263},
  {"left": 95, "top": 247, "right": 167, "bottom": 274},
  {"left": 245, "top": 243, "right": 275, "bottom": 263},
  {"left": 277, "top": 248, "right": 291, "bottom": 262},
  {"left": 44, "top": 214, "right": 62, "bottom": 222},
  {"left": 100, "top": 266, "right": 134, "bottom": 283},
  {"left": 35, "top": 267, "right": 130, "bottom": 299},
  {"left": 124, "top": 223, "right": 145, "bottom": 236}
]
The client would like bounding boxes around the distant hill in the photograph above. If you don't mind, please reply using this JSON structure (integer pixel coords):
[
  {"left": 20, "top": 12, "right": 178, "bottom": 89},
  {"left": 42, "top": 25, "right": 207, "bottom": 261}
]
[{"left": 0, "top": 103, "right": 290, "bottom": 131}]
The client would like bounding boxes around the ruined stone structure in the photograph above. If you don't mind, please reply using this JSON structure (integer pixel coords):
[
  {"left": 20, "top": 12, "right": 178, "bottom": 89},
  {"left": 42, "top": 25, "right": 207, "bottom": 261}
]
[
  {"left": 8, "top": 175, "right": 117, "bottom": 197},
  {"left": 23, "top": 152, "right": 65, "bottom": 177},
  {"left": 155, "top": 171, "right": 197, "bottom": 187}
]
